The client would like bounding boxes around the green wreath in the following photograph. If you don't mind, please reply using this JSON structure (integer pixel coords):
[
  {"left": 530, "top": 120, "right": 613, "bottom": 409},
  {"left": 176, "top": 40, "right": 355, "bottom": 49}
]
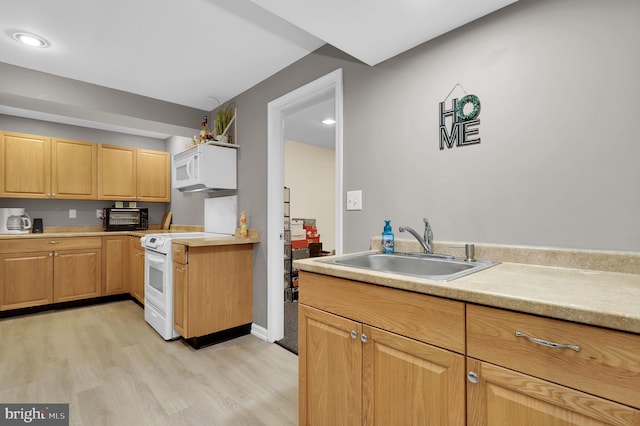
[{"left": 456, "top": 94, "right": 481, "bottom": 121}]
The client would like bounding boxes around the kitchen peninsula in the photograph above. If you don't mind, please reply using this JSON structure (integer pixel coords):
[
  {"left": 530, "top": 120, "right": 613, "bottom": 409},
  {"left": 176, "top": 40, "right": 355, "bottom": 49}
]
[{"left": 294, "top": 240, "right": 640, "bottom": 425}]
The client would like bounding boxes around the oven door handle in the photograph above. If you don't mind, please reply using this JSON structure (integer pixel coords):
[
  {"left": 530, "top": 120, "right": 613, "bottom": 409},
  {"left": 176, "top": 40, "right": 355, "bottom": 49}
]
[{"left": 145, "top": 250, "right": 167, "bottom": 267}]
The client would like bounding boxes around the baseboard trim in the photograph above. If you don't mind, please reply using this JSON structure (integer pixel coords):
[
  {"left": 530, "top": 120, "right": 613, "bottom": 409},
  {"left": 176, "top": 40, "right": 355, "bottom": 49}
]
[
  {"left": 251, "top": 323, "right": 269, "bottom": 341},
  {"left": 0, "top": 293, "right": 132, "bottom": 319}
]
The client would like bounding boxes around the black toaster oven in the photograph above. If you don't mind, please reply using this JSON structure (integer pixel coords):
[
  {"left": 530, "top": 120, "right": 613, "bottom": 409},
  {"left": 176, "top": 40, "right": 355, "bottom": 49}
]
[{"left": 103, "top": 208, "right": 148, "bottom": 231}]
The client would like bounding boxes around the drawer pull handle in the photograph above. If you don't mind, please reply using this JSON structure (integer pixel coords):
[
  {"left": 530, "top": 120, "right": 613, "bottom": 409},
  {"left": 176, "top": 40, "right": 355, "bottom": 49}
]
[
  {"left": 515, "top": 331, "right": 581, "bottom": 352},
  {"left": 49, "top": 240, "right": 60, "bottom": 244}
]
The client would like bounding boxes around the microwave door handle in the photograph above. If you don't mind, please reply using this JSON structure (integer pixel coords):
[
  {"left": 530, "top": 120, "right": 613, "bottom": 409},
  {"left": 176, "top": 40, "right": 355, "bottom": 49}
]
[{"left": 187, "top": 156, "right": 196, "bottom": 179}]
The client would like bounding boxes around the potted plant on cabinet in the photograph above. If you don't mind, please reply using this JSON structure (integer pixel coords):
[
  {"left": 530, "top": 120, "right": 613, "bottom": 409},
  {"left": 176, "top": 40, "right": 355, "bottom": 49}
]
[{"left": 214, "top": 106, "right": 236, "bottom": 144}]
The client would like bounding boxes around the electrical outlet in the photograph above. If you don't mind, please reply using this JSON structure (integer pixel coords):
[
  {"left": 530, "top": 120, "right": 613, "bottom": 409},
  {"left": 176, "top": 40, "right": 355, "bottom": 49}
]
[
  {"left": 346, "top": 190, "right": 363, "bottom": 211},
  {"left": 69, "top": 209, "right": 77, "bottom": 219},
  {"left": 96, "top": 209, "right": 103, "bottom": 219}
]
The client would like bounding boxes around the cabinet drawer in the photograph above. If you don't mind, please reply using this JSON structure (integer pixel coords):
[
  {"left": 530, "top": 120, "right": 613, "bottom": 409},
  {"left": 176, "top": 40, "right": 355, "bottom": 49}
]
[
  {"left": 467, "top": 304, "right": 640, "bottom": 409},
  {"left": 0, "top": 237, "right": 102, "bottom": 253},
  {"left": 172, "top": 244, "right": 187, "bottom": 264},
  {"left": 299, "top": 272, "right": 465, "bottom": 353}
]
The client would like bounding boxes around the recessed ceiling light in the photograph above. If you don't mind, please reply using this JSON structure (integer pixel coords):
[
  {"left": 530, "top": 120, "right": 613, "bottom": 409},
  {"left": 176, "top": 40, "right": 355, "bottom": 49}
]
[
  {"left": 322, "top": 119, "right": 336, "bottom": 125},
  {"left": 10, "top": 31, "right": 50, "bottom": 48}
]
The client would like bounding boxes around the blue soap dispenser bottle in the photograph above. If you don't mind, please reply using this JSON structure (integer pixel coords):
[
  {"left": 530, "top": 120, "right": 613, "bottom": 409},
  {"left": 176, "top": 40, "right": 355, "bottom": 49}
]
[{"left": 382, "top": 220, "right": 394, "bottom": 253}]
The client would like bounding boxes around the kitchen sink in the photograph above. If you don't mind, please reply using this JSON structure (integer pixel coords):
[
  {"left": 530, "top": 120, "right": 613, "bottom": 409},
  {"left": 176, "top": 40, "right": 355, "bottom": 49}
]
[{"left": 322, "top": 252, "right": 499, "bottom": 281}]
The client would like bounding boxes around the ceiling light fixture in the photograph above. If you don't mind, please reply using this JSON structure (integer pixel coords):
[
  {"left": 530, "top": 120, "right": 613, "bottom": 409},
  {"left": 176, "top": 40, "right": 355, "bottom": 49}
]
[
  {"left": 322, "top": 119, "right": 336, "bottom": 125},
  {"left": 10, "top": 31, "right": 50, "bottom": 48}
]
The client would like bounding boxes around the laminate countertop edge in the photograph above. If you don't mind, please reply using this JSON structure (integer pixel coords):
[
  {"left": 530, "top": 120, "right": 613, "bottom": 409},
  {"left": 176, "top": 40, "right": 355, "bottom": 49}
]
[
  {"left": 0, "top": 229, "right": 260, "bottom": 246},
  {"left": 294, "top": 252, "right": 640, "bottom": 335}
]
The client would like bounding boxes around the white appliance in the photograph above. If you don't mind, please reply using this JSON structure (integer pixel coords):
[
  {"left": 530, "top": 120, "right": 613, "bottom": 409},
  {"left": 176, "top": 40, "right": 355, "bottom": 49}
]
[
  {"left": 172, "top": 144, "right": 237, "bottom": 192},
  {"left": 0, "top": 208, "right": 32, "bottom": 234},
  {"left": 140, "top": 196, "right": 238, "bottom": 340}
]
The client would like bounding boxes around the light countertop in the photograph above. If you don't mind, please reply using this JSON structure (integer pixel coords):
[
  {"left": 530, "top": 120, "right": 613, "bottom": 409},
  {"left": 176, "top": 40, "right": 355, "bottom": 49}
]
[
  {"left": 0, "top": 226, "right": 260, "bottom": 246},
  {"left": 173, "top": 229, "right": 260, "bottom": 247},
  {"left": 294, "top": 244, "right": 640, "bottom": 335}
]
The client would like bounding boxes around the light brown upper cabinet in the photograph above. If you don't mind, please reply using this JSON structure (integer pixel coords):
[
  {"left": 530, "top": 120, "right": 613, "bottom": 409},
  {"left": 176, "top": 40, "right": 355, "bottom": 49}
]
[
  {"left": 0, "top": 132, "right": 96, "bottom": 199},
  {"left": 137, "top": 149, "right": 170, "bottom": 202},
  {"left": 0, "top": 131, "right": 169, "bottom": 202},
  {"left": 52, "top": 138, "right": 97, "bottom": 199},
  {"left": 98, "top": 144, "right": 137, "bottom": 200},
  {"left": 0, "top": 131, "right": 52, "bottom": 198},
  {"left": 98, "top": 145, "right": 170, "bottom": 202}
]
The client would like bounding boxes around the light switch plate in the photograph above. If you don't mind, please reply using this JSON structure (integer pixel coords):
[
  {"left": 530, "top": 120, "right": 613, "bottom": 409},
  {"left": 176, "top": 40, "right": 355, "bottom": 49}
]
[
  {"left": 69, "top": 209, "right": 77, "bottom": 219},
  {"left": 346, "top": 190, "right": 363, "bottom": 211}
]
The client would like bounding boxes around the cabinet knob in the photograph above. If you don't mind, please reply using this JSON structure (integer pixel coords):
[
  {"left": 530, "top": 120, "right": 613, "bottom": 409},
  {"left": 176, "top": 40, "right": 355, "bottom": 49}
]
[
  {"left": 350, "top": 330, "right": 357, "bottom": 340},
  {"left": 467, "top": 371, "right": 479, "bottom": 384},
  {"left": 48, "top": 252, "right": 53, "bottom": 257},
  {"left": 360, "top": 333, "right": 368, "bottom": 343},
  {"left": 54, "top": 253, "right": 59, "bottom": 257},
  {"left": 177, "top": 267, "right": 185, "bottom": 272}
]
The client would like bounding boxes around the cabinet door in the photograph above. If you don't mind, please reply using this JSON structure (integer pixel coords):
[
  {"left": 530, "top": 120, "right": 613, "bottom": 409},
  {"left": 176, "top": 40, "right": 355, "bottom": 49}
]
[
  {"left": 128, "top": 239, "right": 145, "bottom": 304},
  {"left": 0, "top": 132, "right": 51, "bottom": 198},
  {"left": 137, "top": 149, "right": 170, "bottom": 202},
  {"left": 98, "top": 144, "right": 137, "bottom": 200},
  {"left": 467, "top": 358, "right": 640, "bottom": 426},
  {"left": 102, "top": 236, "right": 129, "bottom": 295},
  {"left": 0, "top": 251, "right": 53, "bottom": 310},
  {"left": 53, "top": 248, "right": 102, "bottom": 302},
  {"left": 51, "top": 138, "right": 97, "bottom": 199},
  {"left": 299, "top": 304, "right": 362, "bottom": 426},
  {"left": 173, "top": 262, "right": 188, "bottom": 337},
  {"left": 362, "top": 325, "right": 466, "bottom": 426}
]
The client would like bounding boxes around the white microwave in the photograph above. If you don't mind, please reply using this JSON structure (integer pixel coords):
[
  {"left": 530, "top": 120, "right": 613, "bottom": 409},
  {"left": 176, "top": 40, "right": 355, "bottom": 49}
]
[{"left": 172, "top": 144, "right": 237, "bottom": 192}]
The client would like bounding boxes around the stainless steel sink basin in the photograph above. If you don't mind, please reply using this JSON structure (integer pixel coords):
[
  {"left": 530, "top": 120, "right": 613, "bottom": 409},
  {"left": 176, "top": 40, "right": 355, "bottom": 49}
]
[{"left": 322, "top": 252, "right": 499, "bottom": 281}]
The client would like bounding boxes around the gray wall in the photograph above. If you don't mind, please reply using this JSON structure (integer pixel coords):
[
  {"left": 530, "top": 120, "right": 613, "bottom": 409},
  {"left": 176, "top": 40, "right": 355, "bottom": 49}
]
[
  {"left": 0, "top": 115, "right": 168, "bottom": 226},
  {"left": 229, "top": 0, "right": 640, "bottom": 327}
]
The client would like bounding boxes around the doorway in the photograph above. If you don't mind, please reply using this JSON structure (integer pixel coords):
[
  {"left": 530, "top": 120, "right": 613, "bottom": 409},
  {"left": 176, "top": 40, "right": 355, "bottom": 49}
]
[{"left": 266, "top": 69, "right": 344, "bottom": 343}]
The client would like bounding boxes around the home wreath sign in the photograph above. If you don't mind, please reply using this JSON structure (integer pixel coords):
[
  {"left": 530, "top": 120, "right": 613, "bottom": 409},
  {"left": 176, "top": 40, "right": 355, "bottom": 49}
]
[{"left": 439, "top": 92, "right": 481, "bottom": 150}]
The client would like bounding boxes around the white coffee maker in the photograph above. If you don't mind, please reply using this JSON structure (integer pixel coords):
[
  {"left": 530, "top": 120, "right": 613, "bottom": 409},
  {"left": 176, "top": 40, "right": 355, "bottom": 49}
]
[{"left": 0, "top": 208, "right": 33, "bottom": 234}]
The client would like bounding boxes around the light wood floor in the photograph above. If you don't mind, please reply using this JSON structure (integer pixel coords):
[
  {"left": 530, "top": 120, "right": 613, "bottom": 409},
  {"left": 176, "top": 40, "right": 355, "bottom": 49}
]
[{"left": 0, "top": 300, "right": 299, "bottom": 426}]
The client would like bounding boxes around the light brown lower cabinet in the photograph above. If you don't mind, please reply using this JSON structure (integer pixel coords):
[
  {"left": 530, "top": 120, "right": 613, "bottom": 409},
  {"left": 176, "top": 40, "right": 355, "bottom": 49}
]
[
  {"left": 52, "top": 246, "right": 102, "bottom": 303},
  {"left": 102, "top": 236, "right": 129, "bottom": 295},
  {"left": 128, "top": 237, "right": 145, "bottom": 304},
  {"left": 172, "top": 243, "right": 253, "bottom": 339},
  {"left": 298, "top": 272, "right": 466, "bottom": 426},
  {"left": 299, "top": 272, "right": 640, "bottom": 426},
  {"left": 0, "top": 251, "right": 53, "bottom": 310},
  {"left": 466, "top": 304, "right": 640, "bottom": 425},
  {"left": 0, "top": 237, "right": 102, "bottom": 309},
  {"left": 466, "top": 358, "right": 640, "bottom": 426}
]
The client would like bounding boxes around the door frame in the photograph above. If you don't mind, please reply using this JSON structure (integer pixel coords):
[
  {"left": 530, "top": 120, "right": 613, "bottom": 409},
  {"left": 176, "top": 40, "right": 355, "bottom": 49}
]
[{"left": 266, "top": 69, "right": 344, "bottom": 342}]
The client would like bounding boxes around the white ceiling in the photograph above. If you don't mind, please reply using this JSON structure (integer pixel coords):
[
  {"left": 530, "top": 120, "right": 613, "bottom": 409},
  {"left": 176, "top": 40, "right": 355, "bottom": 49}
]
[{"left": 0, "top": 0, "right": 518, "bottom": 143}]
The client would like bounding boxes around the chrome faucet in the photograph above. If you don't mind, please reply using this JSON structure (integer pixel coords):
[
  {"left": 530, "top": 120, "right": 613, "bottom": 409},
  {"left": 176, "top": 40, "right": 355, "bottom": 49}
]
[{"left": 399, "top": 218, "right": 433, "bottom": 254}]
